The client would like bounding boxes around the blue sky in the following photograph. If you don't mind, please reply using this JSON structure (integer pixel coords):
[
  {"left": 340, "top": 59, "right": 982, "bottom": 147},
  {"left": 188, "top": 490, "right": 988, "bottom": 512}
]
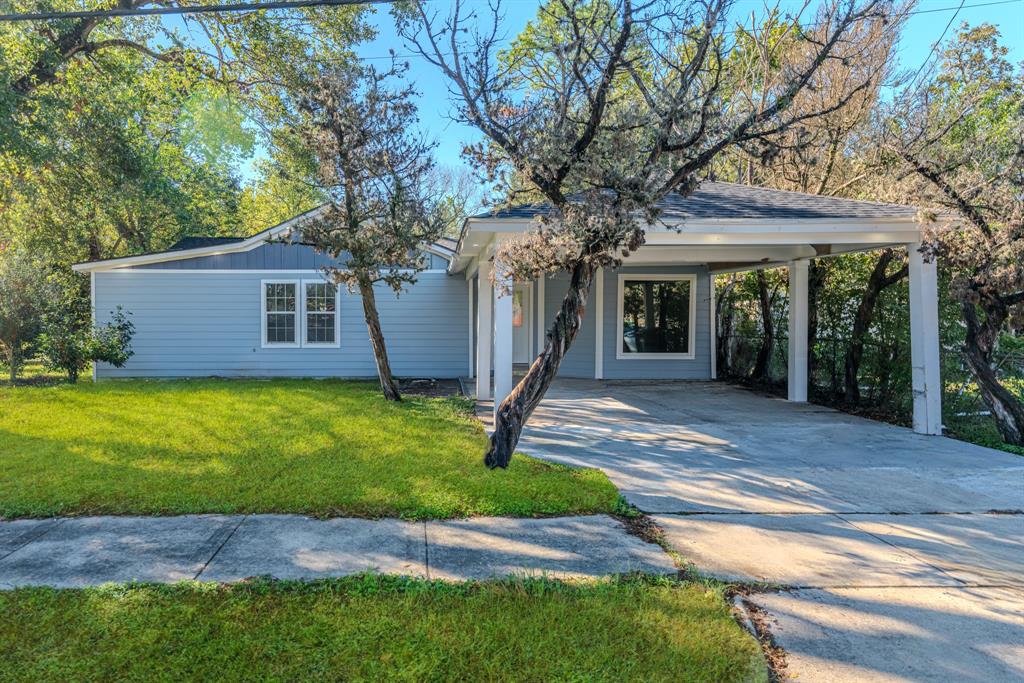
[{"left": 246, "top": 0, "right": 1024, "bottom": 179}]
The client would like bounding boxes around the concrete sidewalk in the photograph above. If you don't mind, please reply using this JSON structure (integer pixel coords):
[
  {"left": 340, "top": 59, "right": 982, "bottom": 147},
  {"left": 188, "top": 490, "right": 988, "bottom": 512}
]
[{"left": 0, "top": 514, "right": 675, "bottom": 589}]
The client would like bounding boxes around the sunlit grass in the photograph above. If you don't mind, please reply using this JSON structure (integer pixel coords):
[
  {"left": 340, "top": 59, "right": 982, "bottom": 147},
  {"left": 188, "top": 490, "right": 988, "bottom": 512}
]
[
  {"left": 0, "top": 575, "right": 768, "bottom": 683},
  {"left": 0, "top": 379, "right": 619, "bottom": 519}
]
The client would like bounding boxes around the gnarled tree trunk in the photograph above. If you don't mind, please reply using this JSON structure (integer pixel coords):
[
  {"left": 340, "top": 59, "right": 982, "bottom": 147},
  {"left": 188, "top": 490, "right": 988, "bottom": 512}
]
[
  {"left": 962, "top": 297, "right": 1024, "bottom": 446},
  {"left": 357, "top": 274, "right": 401, "bottom": 402},
  {"left": 486, "top": 261, "right": 597, "bottom": 468},
  {"left": 843, "top": 249, "right": 907, "bottom": 404}
]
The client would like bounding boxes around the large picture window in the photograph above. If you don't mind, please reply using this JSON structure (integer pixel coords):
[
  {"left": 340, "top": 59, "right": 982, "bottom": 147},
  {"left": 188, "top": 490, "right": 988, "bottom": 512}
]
[
  {"left": 261, "top": 279, "right": 339, "bottom": 348},
  {"left": 616, "top": 274, "right": 695, "bottom": 359}
]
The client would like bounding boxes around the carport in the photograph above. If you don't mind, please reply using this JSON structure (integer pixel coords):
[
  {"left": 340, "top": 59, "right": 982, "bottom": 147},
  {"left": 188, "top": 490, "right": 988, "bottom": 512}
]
[{"left": 451, "top": 182, "right": 943, "bottom": 436}]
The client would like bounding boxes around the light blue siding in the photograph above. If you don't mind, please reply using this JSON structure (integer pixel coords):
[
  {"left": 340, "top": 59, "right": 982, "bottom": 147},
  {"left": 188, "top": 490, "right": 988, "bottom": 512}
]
[
  {"left": 543, "top": 273, "right": 596, "bottom": 378},
  {"left": 94, "top": 270, "right": 469, "bottom": 378}
]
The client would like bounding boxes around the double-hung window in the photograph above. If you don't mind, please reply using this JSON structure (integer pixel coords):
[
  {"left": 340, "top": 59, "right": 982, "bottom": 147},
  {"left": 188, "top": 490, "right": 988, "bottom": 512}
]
[
  {"left": 261, "top": 279, "right": 339, "bottom": 348},
  {"left": 616, "top": 274, "right": 696, "bottom": 360},
  {"left": 262, "top": 281, "right": 299, "bottom": 347},
  {"left": 303, "top": 281, "right": 338, "bottom": 346}
]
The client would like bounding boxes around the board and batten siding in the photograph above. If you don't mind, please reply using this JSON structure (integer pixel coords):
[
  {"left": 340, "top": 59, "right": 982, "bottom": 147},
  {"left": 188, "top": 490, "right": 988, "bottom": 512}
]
[{"left": 93, "top": 269, "right": 469, "bottom": 379}]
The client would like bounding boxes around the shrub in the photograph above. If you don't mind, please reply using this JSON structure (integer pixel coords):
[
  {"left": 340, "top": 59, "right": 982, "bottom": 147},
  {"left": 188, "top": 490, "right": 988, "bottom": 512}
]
[{"left": 39, "top": 306, "right": 135, "bottom": 383}]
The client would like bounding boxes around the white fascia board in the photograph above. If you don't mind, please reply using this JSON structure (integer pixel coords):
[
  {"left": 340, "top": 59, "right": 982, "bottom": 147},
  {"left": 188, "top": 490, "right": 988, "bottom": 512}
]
[
  {"left": 72, "top": 205, "right": 328, "bottom": 273},
  {"left": 73, "top": 205, "right": 455, "bottom": 273}
]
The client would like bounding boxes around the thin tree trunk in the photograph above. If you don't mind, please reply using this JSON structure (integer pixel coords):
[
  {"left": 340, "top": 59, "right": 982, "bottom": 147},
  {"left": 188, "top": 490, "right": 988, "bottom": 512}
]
[
  {"left": 716, "top": 277, "right": 737, "bottom": 376},
  {"left": 357, "top": 275, "right": 402, "bottom": 402},
  {"left": 807, "top": 260, "right": 829, "bottom": 393},
  {"left": 8, "top": 357, "right": 17, "bottom": 384},
  {"left": 962, "top": 300, "right": 1024, "bottom": 446},
  {"left": 843, "top": 250, "right": 907, "bottom": 404},
  {"left": 751, "top": 270, "right": 774, "bottom": 382},
  {"left": 486, "top": 261, "right": 596, "bottom": 468}
]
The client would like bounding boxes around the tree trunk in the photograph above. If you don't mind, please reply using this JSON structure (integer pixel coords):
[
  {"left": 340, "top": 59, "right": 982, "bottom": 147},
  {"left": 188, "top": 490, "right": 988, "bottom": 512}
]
[
  {"left": 357, "top": 275, "right": 402, "bottom": 402},
  {"left": 807, "top": 260, "right": 829, "bottom": 393},
  {"left": 68, "top": 366, "right": 79, "bottom": 384},
  {"left": 8, "top": 357, "right": 17, "bottom": 384},
  {"left": 843, "top": 250, "right": 907, "bottom": 404},
  {"left": 962, "top": 300, "right": 1024, "bottom": 446},
  {"left": 486, "top": 261, "right": 596, "bottom": 468},
  {"left": 751, "top": 270, "right": 774, "bottom": 382},
  {"left": 716, "top": 277, "right": 737, "bottom": 376}
]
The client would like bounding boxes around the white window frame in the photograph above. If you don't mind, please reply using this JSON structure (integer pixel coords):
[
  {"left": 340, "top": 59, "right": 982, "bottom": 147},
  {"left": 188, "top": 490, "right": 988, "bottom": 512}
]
[
  {"left": 300, "top": 278, "right": 341, "bottom": 348},
  {"left": 261, "top": 279, "right": 301, "bottom": 348},
  {"left": 615, "top": 273, "right": 697, "bottom": 360},
  {"left": 260, "top": 278, "right": 341, "bottom": 349}
]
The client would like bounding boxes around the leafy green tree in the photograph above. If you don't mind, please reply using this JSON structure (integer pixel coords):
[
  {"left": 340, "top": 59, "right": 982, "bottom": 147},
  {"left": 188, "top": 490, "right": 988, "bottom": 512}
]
[
  {"left": 890, "top": 24, "right": 1024, "bottom": 445},
  {"left": 0, "top": 244, "right": 54, "bottom": 382},
  {"left": 39, "top": 305, "right": 134, "bottom": 384}
]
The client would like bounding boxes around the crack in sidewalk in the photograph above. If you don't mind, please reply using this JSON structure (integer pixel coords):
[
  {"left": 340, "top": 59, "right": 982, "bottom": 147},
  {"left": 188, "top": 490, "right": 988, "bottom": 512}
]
[{"left": 193, "top": 515, "right": 247, "bottom": 581}]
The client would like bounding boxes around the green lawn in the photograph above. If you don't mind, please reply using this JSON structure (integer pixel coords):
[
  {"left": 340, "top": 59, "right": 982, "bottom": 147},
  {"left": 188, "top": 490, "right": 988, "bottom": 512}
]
[
  {"left": 0, "top": 576, "right": 768, "bottom": 683},
  {"left": 0, "top": 379, "right": 618, "bottom": 519}
]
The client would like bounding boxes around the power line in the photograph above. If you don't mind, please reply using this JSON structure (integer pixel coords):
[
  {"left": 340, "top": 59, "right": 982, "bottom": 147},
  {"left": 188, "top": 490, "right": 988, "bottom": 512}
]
[
  {"left": 908, "top": 0, "right": 966, "bottom": 87},
  {"left": 0, "top": 0, "right": 1019, "bottom": 23},
  {"left": 0, "top": 0, "right": 395, "bottom": 22}
]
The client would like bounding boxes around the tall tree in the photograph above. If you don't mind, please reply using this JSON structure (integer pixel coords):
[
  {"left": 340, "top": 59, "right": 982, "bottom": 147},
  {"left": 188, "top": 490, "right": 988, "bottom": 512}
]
[
  {"left": 890, "top": 24, "right": 1024, "bottom": 444},
  {"left": 297, "top": 63, "right": 442, "bottom": 401},
  {"left": 401, "top": 0, "right": 895, "bottom": 467}
]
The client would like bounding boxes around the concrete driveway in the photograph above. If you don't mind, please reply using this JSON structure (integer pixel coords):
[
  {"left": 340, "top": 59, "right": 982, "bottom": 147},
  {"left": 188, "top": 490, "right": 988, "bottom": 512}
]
[{"left": 513, "top": 379, "right": 1024, "bottom": 682}]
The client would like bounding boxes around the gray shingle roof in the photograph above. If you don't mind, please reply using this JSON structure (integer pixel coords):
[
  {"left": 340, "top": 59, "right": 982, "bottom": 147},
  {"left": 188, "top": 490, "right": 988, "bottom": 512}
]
[
  {"left": 168, "top": 236, "right": 247, "bottom": 251},
  {"left": 472, "top": 181, "right": 916, "bottom": 221}
]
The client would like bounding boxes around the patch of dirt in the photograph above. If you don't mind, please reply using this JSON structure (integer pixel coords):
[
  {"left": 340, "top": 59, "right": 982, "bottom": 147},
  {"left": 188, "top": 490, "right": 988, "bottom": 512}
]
[
  {"left": 398, "top": 378, "right": 463, "bottom": 398},
  {"left": 728, "top": 588, "right": 790, "bottom": 682}
]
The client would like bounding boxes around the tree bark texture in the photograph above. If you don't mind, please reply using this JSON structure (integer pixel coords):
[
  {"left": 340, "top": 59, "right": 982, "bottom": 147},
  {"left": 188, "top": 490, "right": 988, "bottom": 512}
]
[
  {"left": 751, "top": 270, "right": 774, "bottom": 382},
  {"left": 485, "top": 261, "right": 596, "bottom": 468},
  {"left": 962, "top": 298, "right": 1024, "bottom": 446},
  {"left": 807, "top": 260, "right": 829, "bottom": 389},
  {"left": 843, "top": 250, "right": 907, "bottom": 404},
  {"left": 716, "top": 277, "right": 737, "bottom": 376},
  {"left": 357, "top": 275, "right": 402, "bottom": 402}
]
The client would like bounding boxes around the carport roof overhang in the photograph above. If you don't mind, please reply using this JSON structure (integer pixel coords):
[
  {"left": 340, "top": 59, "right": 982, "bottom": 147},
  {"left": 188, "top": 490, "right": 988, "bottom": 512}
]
[{"left": 448, "top": 214, "right": 924, "bottom": 276}]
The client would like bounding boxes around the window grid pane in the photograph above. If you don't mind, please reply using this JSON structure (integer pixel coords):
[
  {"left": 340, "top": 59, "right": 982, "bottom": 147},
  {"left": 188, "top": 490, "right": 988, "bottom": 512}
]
[
  {"left": 264, "top": 283, "right": 296, "bottom": 344},
  {"left": 305, "top": 282, "right": 337, "bottom": 344},
  {"left": 621, "top": 279, "right": 691, "bottom": 354}
]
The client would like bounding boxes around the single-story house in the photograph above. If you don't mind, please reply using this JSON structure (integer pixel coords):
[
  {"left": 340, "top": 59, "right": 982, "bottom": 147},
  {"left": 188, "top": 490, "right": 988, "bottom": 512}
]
[{"left": 72, "top": 181, "right": 943, "bottom": 436}]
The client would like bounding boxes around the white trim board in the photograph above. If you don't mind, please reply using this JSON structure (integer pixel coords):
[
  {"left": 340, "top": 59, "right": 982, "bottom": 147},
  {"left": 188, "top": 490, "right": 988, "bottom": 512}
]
[
  {"left": 615, "top": 273, "right": 697, "bottom": 361},
  {"left": 94, "top": 269, "right": 449, "bottom": 275}
]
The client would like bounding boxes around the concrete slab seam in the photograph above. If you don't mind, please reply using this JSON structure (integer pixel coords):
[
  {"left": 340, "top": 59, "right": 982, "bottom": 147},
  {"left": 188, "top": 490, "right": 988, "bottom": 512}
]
[
  {"left": 0, "top": 518, "right": 65, "bottom": 563},
  {"left": 194, "top": 515, "right": 248, "bottom": 581},
  {"left": 833, "top": 512, "right": 969, "bottom": 587}
]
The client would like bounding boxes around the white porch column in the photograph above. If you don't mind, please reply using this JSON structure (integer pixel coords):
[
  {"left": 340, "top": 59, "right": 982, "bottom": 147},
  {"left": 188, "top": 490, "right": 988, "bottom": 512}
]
[
  {"left": 708, "top": 271, "right": 717, "bottom": 380},
  {"left": 787, "top": 260, "right": 809, "bottom": 402},
  {"left": 493, "top": 264, "right": 514, "bottom": 414},
  {"left": 475, "top": 260, "right": 492, "bottom": 401},
  {"left": 908, "top": 242, "right": 943, "bottom": 435},
  {"left": 594, "top": 267, "right": 604, "bottom": 379}
]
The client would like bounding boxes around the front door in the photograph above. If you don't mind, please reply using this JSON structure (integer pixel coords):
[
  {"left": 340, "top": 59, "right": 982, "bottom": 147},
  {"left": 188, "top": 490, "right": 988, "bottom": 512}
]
[{"left": 512, "top": 284, "right": 531, "bottom": 364}]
